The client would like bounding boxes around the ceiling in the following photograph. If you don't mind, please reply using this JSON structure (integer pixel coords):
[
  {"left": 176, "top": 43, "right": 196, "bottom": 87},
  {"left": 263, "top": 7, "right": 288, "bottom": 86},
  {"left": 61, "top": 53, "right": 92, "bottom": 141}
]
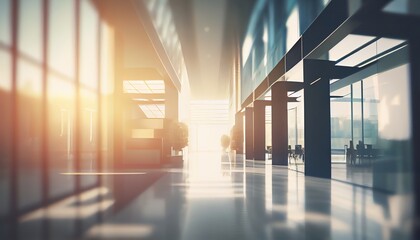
[
  {"left": 170, "top": 0, "right": 255, "bottom": 100},
  {"left": 93, "top": 0, "right": 255, "bottom": 100}
]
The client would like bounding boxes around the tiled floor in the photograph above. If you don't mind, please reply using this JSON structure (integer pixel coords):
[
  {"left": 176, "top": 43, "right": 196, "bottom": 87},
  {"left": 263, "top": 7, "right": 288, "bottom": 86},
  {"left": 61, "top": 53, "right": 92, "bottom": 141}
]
[{"left": 2, "top": 151, "right": 415, "bottom": 239}]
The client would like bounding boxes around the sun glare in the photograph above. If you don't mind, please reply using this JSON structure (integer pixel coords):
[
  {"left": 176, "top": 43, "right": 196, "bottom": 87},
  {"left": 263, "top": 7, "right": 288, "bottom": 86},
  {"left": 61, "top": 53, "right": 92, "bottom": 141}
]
[{"left": 189, "top": 100, "right": 231, "bottom": 152}]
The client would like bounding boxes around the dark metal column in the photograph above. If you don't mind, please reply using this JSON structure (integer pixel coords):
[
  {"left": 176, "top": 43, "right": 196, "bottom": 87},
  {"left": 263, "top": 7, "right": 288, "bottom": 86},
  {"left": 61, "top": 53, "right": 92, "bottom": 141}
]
[
  {"left": 303, "top": 60, "right": 331, "bottom": 178},
  {"left": 271, "top": 82, "right": 288, "bottom": 166},
  {"left": 253, "top": 100, "right": 266, "bottom": 160},
  {"left": 234, "top": 111, "right": 244, "bottom": 154},
  {"left": 409, "top": 37, "right": 420, "bottom": 237},
  {"left": 10, "top": 2, "right": 19, "bottom": 239},
  {"left": 245, "top": 107, "right": 254, "bottom": 160}
]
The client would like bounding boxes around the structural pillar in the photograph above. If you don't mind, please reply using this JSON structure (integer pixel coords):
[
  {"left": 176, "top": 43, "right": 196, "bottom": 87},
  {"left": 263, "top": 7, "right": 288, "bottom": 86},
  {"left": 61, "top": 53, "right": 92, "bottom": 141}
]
[
  {"left": 245, "top": 107, "right": 254, "bottom": 160},
  {"left": 271, "top": 82, "right": 288, "bottom": 165},
  {"left": 303, "top": 60, "right": 331, "bottom": 178},
  {"left": 234, "top": 111, "right": 244, "bottom": 154},
  {"left": 253, "top": 101, "right": 266, "bottom": 160},
  {"left": 409, "top": 37, "right": 420, "bottom": 237}
]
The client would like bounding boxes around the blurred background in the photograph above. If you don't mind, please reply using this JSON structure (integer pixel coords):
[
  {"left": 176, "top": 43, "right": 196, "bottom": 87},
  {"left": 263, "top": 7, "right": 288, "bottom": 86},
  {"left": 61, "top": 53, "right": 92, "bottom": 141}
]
[{"left": 0, "top": 0, "right": 420, "bottom": 239}]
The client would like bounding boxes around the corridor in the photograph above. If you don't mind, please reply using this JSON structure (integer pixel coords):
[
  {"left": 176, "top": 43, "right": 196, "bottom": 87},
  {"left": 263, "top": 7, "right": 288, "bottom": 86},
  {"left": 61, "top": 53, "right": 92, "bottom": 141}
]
[
  {"left": 1, "top": 0, "right": 419, "bottom": 239},
  {"left": 5, "top": 152, "right": 411, "bottom": 240}
]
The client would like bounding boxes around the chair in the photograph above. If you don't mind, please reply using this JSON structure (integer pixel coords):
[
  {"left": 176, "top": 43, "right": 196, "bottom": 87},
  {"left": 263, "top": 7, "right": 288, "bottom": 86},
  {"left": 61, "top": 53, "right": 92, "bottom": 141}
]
[
  {"left": 294, "top": 145, "right": 303, "bottom": 162},
  {"left": 356, "top": 141, "right": 366, "bottom": 164},
  {"left": 288, "top": 145, "right": 293, "bottom": 163},
  {"left": 266, "top": 146, "right": 272, "bottom": 159},
  {"left": 346, "top": 140, "right": 356, "bottom": 165},
  {"left": 365, "top": 144, "right": 371, "bottom": 156},
  {"left": 365, "top": 144, "right": 373, "bottom": 164}
]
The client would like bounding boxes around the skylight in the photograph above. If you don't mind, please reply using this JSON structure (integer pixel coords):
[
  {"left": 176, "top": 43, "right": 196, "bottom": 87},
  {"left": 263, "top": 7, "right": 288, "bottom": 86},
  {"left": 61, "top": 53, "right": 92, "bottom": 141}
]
[
  {"left": 123, "top": 80, "right": 165, "bottom": 94},
  {"left": 328, "top": 34, "right": 377, "bottom": 61},
  {"left": 139, "top": 104, "right": 165, "bottom": 118},
  {"left": 336, "top": 37, "right": 406, "bottom": 67}
]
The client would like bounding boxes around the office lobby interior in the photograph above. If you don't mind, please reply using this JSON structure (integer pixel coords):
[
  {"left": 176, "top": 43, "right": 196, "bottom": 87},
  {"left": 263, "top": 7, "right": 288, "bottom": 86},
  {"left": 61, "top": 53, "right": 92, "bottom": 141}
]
[{"left": 1, "top": 0, "right": 419, "bottom": 239}]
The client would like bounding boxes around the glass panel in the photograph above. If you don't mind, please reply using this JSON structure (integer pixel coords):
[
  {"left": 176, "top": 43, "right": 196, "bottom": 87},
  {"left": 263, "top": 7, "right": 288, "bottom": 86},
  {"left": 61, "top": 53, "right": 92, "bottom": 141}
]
[
  {"left": 18, "top": 0, "right": 42, "bottom": 61},
  {"left": 288, "top": 108, "right": 297, "bottom": 148},
  {"left": 79, "top": 0, "right": 99, "bottom": 188},
  {"left": 0, "top": 27, "right": 9, "bottom": 214},
  {"left": 0, "top": 50, "right": 11, "bottom": 218},
  {"left": 80, "top": 0, "right": 98, "bottom": 90},
  {"left": 298, "top": 0, "right": 327, "bottom": 33},
  {"left": 253, "top": 12, "right": 266, "bottom": 83},
  {"left": 0, "top": 0, "right": 10, "bottom": 45},
  {"left": 373, "top": 64, "right": 412, "bottom": 192},
  {"left": 0, "top": 50, "right": 11, "bottom": 90},
  {"left": 241, "top": 0, "right": 328, "bottom": 105},
  {"left": 100, "top": 22, "right": 113, "bottom": 170},
  {"left": 352, "top": 81, "right": 363, "bottom": 148},
  {"left": 295, "top": 92, "right": 305, "bottom": 146},
  {"left": 80, "top": 89, "right": 98, "bottom": 187},
  {"left": 48, "top": 0, "right": 75, "bottom": 78},
  {"left": 286, "top": 6, "right": 299, "bottom": 52},
  {"left": 362, "top": 75, "right": 379, "bottom": 147},
  {"left": 48, "top": 76, "right": 75, "bottom": 198},
  {"left": 332, "top": 60, "right": 412, "bottom": 193},
  {"left": 17, "top": 60, "right": 43, "bottom": 96},
  {"left": 143, "top": 0, "right": 186, "bottom": 84},
  {"left": 288, "top": 90, "right": 304, "bottom": 172},
  {"left": 330, "top": 86, "right": 352, "bottom": 163},
  {"left": 100, "top": 22, "right": 114, "bottom": 95},
  {"left": 241, "top": 58, "right": 253, "bottom": 103},
  {"left": 17, "top": 59, "right": 42, "bottom": 210}
]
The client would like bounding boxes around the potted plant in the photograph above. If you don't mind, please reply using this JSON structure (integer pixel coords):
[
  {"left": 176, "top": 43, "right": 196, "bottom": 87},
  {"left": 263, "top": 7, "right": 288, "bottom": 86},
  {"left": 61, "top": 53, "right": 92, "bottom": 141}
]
[
  {"left": 172, "top": 122, "right": 188, "bottom": 155},
  {"left": 221, "top": 134, "right": 230, "bottom": 152},
  {"left": 230, "top": 125, "right": 243, "bottom": 153}
]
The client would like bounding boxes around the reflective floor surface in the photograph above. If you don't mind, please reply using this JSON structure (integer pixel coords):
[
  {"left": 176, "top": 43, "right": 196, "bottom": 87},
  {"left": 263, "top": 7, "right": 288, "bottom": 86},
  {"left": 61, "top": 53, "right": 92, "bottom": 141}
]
[{"left": 1, "top": 151, "right": 414, "bottom": 240}]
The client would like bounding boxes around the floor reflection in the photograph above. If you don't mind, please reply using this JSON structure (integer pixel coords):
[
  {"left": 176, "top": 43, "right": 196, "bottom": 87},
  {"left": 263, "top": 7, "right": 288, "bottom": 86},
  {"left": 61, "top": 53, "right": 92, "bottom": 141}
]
[
  {"left": 4, "top": 151, "right": 414, "bottom": 239},
  {"left": 86, "top": 224, "right": 154, "bottom": 239},
  {"left": 20, "top": 187, "right": 112, "bottom": 222}
]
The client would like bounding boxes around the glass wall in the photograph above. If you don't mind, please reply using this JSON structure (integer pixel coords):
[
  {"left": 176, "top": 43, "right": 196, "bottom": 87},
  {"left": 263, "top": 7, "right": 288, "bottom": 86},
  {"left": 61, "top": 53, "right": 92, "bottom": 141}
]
[
  {"left": 143, "top": 0, "right": 188, "bottom": 86},
  {"left": 79, "top": 0, "right": 99, "bottom": 188},
  {"left": 0, "top": 0, "right": 114, "bottom": 222},
  {"left": 48, "top": 0, "right": 77, "bottom": 199},
  {"left": 0, "top": 0, "right": 11, "bottom": 219},
  {"left": 373, "top": 63, "right": 412, "bottom": 193},
  {"left": 241, "top": 0, "right": 327, "bottom": 103},
  {"left": 330, "top": 85, "right": 351, "bottom": 162},
  {"left": 0, "top": 0, "right": 10, "bottom": 46},
  {"left": 17, "top": 0, "right": 43, "bottom": 210},
  {"left": 331, "top": 46, "right": 412, "bottom": 192}
]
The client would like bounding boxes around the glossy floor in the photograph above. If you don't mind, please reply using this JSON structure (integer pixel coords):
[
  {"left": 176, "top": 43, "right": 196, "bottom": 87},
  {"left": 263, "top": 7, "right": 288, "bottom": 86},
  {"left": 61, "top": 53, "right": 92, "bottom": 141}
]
[{"left": 3, "top": 152, "right": 415, "bottom": 239}]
